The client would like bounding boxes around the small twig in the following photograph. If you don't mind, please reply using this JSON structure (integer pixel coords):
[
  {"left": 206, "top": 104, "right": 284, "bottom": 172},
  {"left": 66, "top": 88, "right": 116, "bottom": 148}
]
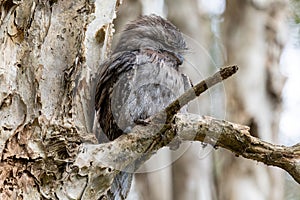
[{"left": 154, "top": 65, "right": 238, "bottom": 123}]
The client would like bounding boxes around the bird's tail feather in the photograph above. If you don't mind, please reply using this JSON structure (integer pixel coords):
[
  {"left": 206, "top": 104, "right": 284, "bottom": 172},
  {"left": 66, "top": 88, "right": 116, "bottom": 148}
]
[{"left": 108, "top": 164, "right": 135, "bottom": 200}]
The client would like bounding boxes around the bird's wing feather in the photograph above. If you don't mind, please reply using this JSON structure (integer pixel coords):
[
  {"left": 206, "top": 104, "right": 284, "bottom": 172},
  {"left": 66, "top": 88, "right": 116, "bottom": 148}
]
[{"left": 95, "top": 51, "right": 137, "bottom": 111}]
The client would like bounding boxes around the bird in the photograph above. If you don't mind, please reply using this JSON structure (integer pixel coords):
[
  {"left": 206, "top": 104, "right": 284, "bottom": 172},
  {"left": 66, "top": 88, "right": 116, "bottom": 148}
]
[{"left": 94, "top": 14, "right": 191, "bottom": 200}]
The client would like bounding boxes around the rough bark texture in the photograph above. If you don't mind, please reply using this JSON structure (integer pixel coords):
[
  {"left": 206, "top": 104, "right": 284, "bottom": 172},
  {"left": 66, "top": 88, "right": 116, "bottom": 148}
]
[
  {"left": 0, "top": 0, "right": 118, "bottom": 199},
  {"left": 219, "top": 0, "right": 288, "bottom": 199}
]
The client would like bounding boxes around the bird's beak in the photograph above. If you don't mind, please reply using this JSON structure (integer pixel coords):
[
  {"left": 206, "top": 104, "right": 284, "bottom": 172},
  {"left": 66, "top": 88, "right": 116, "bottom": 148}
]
[{"left": 162, "top": 49, "right": 184, "bottom": 65}]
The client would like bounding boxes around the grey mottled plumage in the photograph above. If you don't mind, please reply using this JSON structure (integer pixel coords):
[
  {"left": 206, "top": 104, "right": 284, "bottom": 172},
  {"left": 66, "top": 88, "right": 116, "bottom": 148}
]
[{"left": 94, "top": 14, "right": 191, "bottom": 199}]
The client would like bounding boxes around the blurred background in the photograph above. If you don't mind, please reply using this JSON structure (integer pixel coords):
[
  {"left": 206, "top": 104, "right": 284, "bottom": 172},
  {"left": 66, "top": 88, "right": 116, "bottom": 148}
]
[{"left": 113, "top": 0, "right": 300, "bottom": 199}]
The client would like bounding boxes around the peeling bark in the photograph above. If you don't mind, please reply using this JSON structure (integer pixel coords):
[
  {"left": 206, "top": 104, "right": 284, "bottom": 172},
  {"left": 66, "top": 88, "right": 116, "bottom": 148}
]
[{"left": 0, "top": 0, "right": 118, "bottom": 199}]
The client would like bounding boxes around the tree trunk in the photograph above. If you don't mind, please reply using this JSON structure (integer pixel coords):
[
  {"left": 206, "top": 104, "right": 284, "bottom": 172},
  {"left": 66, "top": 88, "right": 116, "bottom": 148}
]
[
  {"left": 0, "top": 0, "right": 118, "bottom": 199},
  {"left": 218, "top": 0, "right": 287, "bottom": 199}
]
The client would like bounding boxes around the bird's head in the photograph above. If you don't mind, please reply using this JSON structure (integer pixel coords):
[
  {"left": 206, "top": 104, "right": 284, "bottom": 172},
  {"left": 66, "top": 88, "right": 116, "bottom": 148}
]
[{"left": 113, "top": 14, "right": 187, "bottom": 63}]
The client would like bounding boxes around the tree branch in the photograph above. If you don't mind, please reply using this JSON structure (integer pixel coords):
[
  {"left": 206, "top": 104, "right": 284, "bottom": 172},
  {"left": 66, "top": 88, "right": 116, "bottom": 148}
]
[
  {"left": 174, "top": 114, "right": 300, "bottom": 184},
  {"left": 163, "top": 65, "right": 238, "bottom": 122},
  {"left": 73, "top": 114, "right": 300, "bottom": 199}
]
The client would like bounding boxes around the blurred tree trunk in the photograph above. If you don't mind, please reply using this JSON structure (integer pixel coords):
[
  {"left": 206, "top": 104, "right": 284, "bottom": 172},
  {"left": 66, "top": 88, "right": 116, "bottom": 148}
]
[
  {"left": 0, "top": 0, "right": 117, "bottom": 199},
  {"left": 218, "top": 0, "right": 287, "bottom": 199}
]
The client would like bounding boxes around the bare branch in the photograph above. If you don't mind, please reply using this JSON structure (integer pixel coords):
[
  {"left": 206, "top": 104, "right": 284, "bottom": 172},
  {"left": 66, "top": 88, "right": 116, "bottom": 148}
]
[
  {"left": 162, "top": 65, "right": 238, "bottom": 122},
  {"left": 72, "top": 114, "right": 299, "bottom": 199},
  {"left": 174, "top": 114, "right": 300, "bottom": 184}
]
